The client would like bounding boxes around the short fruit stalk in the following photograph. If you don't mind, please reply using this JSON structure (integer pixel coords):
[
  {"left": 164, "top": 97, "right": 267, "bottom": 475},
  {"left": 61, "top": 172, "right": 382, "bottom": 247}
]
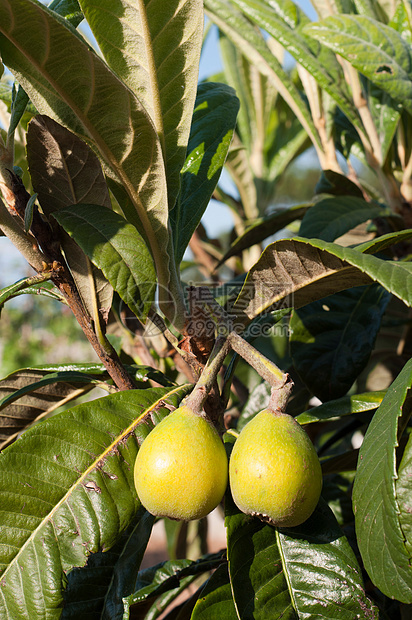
[
  {"left": 229, "top": 408, "right": 322, "bottom": 527},
  {"left": 134, "top": 404, "right": 228, "bottom": 521}
]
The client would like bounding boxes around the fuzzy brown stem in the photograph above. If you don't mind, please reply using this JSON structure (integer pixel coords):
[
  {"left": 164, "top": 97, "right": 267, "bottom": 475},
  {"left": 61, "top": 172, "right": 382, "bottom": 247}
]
[
  {"left": 184, "top": 335, "right": 231, "bottom": 416},
  {"left": 55, "top": 274, "right": 137, "bottom": 391}
]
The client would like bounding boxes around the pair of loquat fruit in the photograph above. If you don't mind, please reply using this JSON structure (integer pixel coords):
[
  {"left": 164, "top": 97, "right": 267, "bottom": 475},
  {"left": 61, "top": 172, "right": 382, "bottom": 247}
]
[{"left": 134, "top": 404, "right": 322, "bottom": 527}]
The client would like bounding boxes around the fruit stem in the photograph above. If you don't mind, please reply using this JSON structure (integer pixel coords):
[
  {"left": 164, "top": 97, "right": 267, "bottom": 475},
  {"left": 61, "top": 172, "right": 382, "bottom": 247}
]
[
  {"left": 228, "top": 331, "right": 287, "bottom": 388},
  {"left": 268, "top": 376, "right": 294, "bottom": 413},
  {"left": 185, "top": 335, "right": 231, "bottom": 416}
]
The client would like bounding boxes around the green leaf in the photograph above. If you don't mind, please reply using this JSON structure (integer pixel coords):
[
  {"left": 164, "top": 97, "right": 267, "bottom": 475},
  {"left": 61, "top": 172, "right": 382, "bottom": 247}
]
[
  {"left": 204, "top": 0, "right": 322, "bottom": 152},
  {"left": 8, "top": 84, "right": 29, "bottom": 136},
  {"left": 49, "top": 0, "right": 83, "bottom": 27},
  {"left": 363, "top": 78, "right": 402, "bottom": 164},
  {"left": 78, "top": 0, "right": 203, "bottom": 212},
  {"left": 62, "top": 509, "right": 155, "bottom": 619},
  {"left": 54, "top": 204, "right": 156, "bottom": 322},
  {"left": 289, "top": 284, "right": 391, "bottom": 401},
  {"left": 353, "top": 358, "right": 412, "bottom": 603},
  {"left": 191, "top": 563, "right": 238, "bottom": 620},
  {"left": 0, "top": 384, "right": 189, "bottom": 618},
  {"left": 296, "top": 390, "right": 386, "bottom": 424},
  {"left": 230, "top": 235, "right": 412, "bottom": 327},
  {"left": 299, "top": 196, "right": 391, "bottom": 242},
  {"left": 123, "top": 553, "right": 224, "bottom": 618},
  {"left": 218, "top": 204, "right": 311, "bottom": 266},
  {"left": 27, "top": 114, "right": 114, "bottom": 322},
  {"left": 0, "top": 274, "right": 61, "bottom": 310},
  {"left": 356, "top": 229, "right": 412, "bottom": 253},
  {"left": 276, "top": 499, "right": 378, "bottom": 617},
  {"left": 170, "top": 82, "right": 239, "bottom": 265},
  {"left": 228, "top": 0, "right": 361, "bottom": 130},
  {"left": 315, "top": 169, "right": 365, "bottom": 198},
  {"left": 226, "top": 495, "right": 376, "bottom": 617},
  {"left": 226, "top": 501, "right": 295, "bottom": 618},
  {"left": 0, "top": 279, "right": 65, "bottom": 305},
  {"left": 0, "top": 0, "right": 170, "bottom": 290},
  {"left": 0, "top": 367, "right": 106, "bottom": 450},
  {"left": 396, "top": 431, "right": 412, "bottom": 560},
  {"left": 304, "top": 15, "right": 412, "bottom": 115}
]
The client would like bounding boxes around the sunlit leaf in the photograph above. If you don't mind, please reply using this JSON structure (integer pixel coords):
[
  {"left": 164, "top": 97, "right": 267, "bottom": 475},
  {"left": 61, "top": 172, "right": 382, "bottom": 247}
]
[
  {"left": 49, "top": 0, "right": 83, "bottom": 27},
  {"left": 353, "top": 358, "right": 412, "bottom": 603},
  {"left": 226, "top": 495, "right": 376, "bottom": 618},
  {"left": 296, "top": 390, "right": 385, "bottom": 424},
  {"left": 170, "top": 82, "right": 239, "bottom": 264},
  {"left": 204, "top": 0, "right": 322, "bottom": 151},
  {"left": 231, "top": 235, "right": 412, "bottom": 327},
  {"left": 0, "top": 367, "right": 104, "bottom": 450},
  {"left": 228, "top": 0, "right": 361, "bottom": 130},
  {"left": 54, "top": 204, "right": 156, "bottom": 322},
  {"left": 304, "top": 15, "right": 412, "bottom": 115},
  {"left": 78, "top": 0, "right": 203, "bottom": 211},
  {"left": 0, "top": 0, "right": 170, "bottom": 290},
  {"left": 0, "top": 384, "right": 189, "bottom": 618},
  {"left": 299, "top": 196, "right": 390, "bottom": 242}
]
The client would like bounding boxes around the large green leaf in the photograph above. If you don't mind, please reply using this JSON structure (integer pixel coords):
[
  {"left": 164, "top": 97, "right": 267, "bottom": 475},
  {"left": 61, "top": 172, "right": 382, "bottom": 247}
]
[
  {"left": 226, "top": 502, "right": 295, "bottom": 618},
  {"left": 0, "top": 0, "right": 170, "bottom": 288},
  {"left": 191, "top": 563, "right": 238, "bottom": 620},
  {"left": 228, "top": 0, "right": 361, "bottom": 130},
  {"left": 78, "top": 0, "right": 203, "bottom": 212},
  {"left": 289, "top": 284, "right": 391, "bottom": 401},
  {"left": 226, "top": 495, "right": 376, "bottom": 617},
  {"left": 170, "top": 82, "right": 239, "bottom": 265},
  {"left": 299, "top": 196, "right": 391, "bottom": 242},
  {"left": 0, "top": 363, "right": 170, "bottom": 450},
  {"left": 353, "top": 358, "right": 412, "bottom": 603},
  {"left": 27, "top": 114, "right": 113, "bottom": 323},
  {"left": 276, "top": 500, "right": 378, "bottom": 617},
  {"left": 54, "top": 204, "right": 156, "bottom": 322},
  {"left": 396, "top": 430, "right": 412, "bottom": 560},
  {"left": 0, "top": 384, "right": 189, "bottom": 618},
  {"left": 62, "top": 509, "right": 155, "bottom": 619},
  {"left": 230, "top": 234, "right": 412, "bottom": 327},
  {"left": 204, "top": 0, "right": 322, "bottom": 153},
  {"left": 304, "top": 15, "right": 412, "bottom": 115}
]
